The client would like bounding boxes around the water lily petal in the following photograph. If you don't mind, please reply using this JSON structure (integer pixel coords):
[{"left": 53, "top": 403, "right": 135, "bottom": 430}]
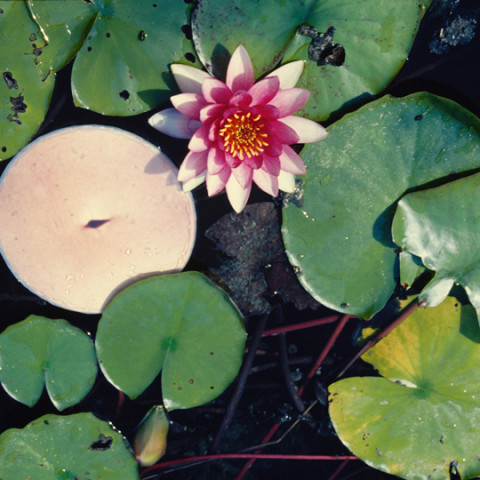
[
  {"left": 230, "top": 91, "right": 253, "bottom": 108},
  {"left": 279, "top": 116, "right": 328, "bottom": 143},
  {"left": 178, "top": 150, "right": 208, "bottom": 182},
  {"left": 253, "top": 168, "right": 279, "bottom": 197},
  {"left": 202, "top": 77, "right": 232, "bottom": 104},
  {"left": 226, "top": 173, "right": 252, "bottom": 213},
  {"left": 251, "top": 104, "right": 280, "bottom": 120},
  {"left": 207, "top": 146, "right": 226, "bottom": 174},
  {"left": 171, "top": 64, "right": 211, "bottom": 94},
  {"left": 279, "top": 145, "right": 306, "bottom": 175},
  {"left": 188, "top": 124, "right": 210, "bottom": 152},
  {"left": 244, "top": 154, "right": 263, "bottom": 170},
  {"left": 231, "top": 161, "right": 253, "bottom": 189},
  {"left": 226, "top": 45, "right": 255, "bottom": 92},
  {"left": 278, "top": 170, "right": 296, "bottom": 192},
  {"left": 262, "top": 154, "right": 281, "bottom": 176},
  {"left": 269, "top": 88, "right": 310, "bottom": 117},
  {"left": 267, "top": 60, "right": 305, "bottom": 89},
  {"left": 206, "top": 166, "right": 231, "bottom": 196},
  {"left": 225, "top": 152, "right": 242, "bottom": 169},
  {"left": 249, "top": 76, "right": 280, "bottom": 106},
  {"left": 264, "top": 141, "right": 283, "bottom": 157},
  {"left": 270, "top": 120, "right": 300, "bottom": 144},
  {"left": 148, "top": 108, "right": 201, "bottom": 139},
  {"left": 171, "top": 93, "right": 207, "bottom": 120},
  {"left": 183, "top": 172, "right": 207, "bottom": 192},
  {"left": 200, "top": 103, "right": 227, "bottom": 123}
]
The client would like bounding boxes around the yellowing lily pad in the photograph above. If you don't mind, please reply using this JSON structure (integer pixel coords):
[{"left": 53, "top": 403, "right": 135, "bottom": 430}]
[{"left": 329, "top": 297, "right": 480, "bottom": 480}]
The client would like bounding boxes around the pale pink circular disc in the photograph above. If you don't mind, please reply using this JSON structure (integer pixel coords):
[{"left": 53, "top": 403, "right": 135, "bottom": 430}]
[{"left": 0, "top": 125, "right": 196, "bottom": 313}]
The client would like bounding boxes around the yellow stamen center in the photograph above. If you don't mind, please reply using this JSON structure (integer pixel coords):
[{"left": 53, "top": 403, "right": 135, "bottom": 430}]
[{"left": 219, "top": 111, "right": 269, "bottom": 160}]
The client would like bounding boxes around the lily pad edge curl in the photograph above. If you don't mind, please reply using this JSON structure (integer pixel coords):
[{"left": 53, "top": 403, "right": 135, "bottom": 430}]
[
  {"left": 282, "top": 91, "right": 480, "bottom": 319},
  {"left": 393, "top": 171, "right": 480, "bottom": 323}
]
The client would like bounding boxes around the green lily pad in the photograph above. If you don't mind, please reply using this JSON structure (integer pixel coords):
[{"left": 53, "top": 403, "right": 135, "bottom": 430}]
[
  {"left": 96, "top": 272, "right": 246, "bottom": 410},
  {"left": 192, "top": 0, "right": 430, "bottom": 121},
  {"left": 393, "top": 172, "right": 480, "bottom": 320},
  {"left": 0, "top": 315, "right": 97, "bottom": 411},
  {"left": 329, "top": 297, "right": 480, "bottom": 480},
  {"left": 70, "top": 0, "right": 198, "bottom": 115},
  {"left": 0, "top": 412, "right": 139, "bottom": 479},
  {"left": 399, "top": 251, "right": 425, "bottom": 288},
  {"left": 27, "top": 0, "right": 98, "bottom": 76},
  {"left": 0, "top": 1, "right": 55, "bottom": 161},
  {"left": 282, "top": 92, "right": 480, "bottom": 318}
]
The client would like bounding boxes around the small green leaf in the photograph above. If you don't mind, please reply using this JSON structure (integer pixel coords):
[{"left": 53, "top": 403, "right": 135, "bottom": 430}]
[
  {"left": 0, "top": 315, "right": 97, "bottom": 410},
  {"left": 282, "top": 92, "right": 480, "bottom": 318},
  {"left": 0, "top": 412, "right": 139, "bottom": 479},
  {"left": 0, "top": 0, "right": 55, "bottom": 161},
  {"left": 96, "top": 272, "right": 246, "bottom": 409},
  {"left": 393, "top": 172, "right": 480, "bottom": 320},
  {"left": 192, "top": 0, "right": 428, "bottom": 121},
  {"left": 329, "top": 297, "right": 480, "bottom": 480}
]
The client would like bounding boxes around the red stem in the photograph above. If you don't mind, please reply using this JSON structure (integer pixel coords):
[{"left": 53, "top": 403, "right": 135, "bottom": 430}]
[
  {"left": 297, "top": 314, "right": 351, "bottom": 397},
  {"left": 234, "top": 423, "right": 280, "bottom": 480},
  {"left": 327, "top": 459, "right": 350, "bottom": 480},
  {"left": 143, "top": 453, "right": 358, "bottom": 474},
  {"left": 336, "top": 298, "right": 423, "bottom": 379},
  {"left": 262, "top": 315, "right": 339, "bottom": 336},
  {"left": 236, "top": 314, "right": 353, "bottom": 479}
]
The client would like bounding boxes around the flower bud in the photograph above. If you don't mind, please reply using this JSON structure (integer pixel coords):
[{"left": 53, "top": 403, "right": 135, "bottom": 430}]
[{"left": 133, "top": 404, "right": 169, "bottom": 467}]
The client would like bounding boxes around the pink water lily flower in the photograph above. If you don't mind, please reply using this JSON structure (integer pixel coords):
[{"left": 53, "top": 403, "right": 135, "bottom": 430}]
[{"left": 149, "top": 45, "right": 327, "bottom": 213}]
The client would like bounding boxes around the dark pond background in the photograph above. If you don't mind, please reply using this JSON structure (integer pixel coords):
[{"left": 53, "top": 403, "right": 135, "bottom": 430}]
[{"left": 1, "top": 1, "right": 480, "bottom": 478}]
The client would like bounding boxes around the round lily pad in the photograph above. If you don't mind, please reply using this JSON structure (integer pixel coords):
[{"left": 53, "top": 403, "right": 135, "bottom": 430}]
[
  {"left": 282, "top": 92, "right": 480, "bottom": 318},
  {"left": 0, "top": 315, "right": 97, "bottom": 411},
  {"left": 393, "top": 172, "right": 480, "bottom": 320},
  {"left": 192, "top": 0, "right": 430, "bottom": 121},
  {"left": 329, "top": 297, "right": 480, "bottom": 480},
  {"left": 96, "top": 272, "right": 246, "bottom": 410},
  {"left": 0, "top": 412, "right": 139, "bottom": 479},
  {"left": 0, "top": 125, "right": 196, "bottom": 314}
]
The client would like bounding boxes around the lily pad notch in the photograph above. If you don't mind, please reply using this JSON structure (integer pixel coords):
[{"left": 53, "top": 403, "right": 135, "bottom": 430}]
[{"left": 96, "top": 272, "right": 246, "bottom": 410}]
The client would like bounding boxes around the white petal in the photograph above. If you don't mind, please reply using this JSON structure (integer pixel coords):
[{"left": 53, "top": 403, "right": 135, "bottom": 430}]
[
  {"left": 171, "top": 64, "right": 211, "bottom": 94},
  {"left": 252, "top": 169, "right": 278, "bottom": 197},
  {"left": 182, "top": 172, "right": 206, "bottom": 192},
  {"left": 206, "top": 167, "right": 230, "bottom": 196},
  {"left": 267, "top": 60, "right": 304, "bottom": 89},
  {"left": 148, "top": 109, "right": 201, "bottom": 139},
  {"left": 278, "top": 171, "right": 296, "bottom": 193},
  {"left": 278, "top": 116, "right": 328, "bottom": 143},
  {"left": 225, "top": 174, "right": 252, "bottom": 213}
]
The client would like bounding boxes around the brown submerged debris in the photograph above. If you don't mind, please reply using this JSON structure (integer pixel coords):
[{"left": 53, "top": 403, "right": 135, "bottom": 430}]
[{"left": 205, "top": 202, "right": 321, "bottom": 315}]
